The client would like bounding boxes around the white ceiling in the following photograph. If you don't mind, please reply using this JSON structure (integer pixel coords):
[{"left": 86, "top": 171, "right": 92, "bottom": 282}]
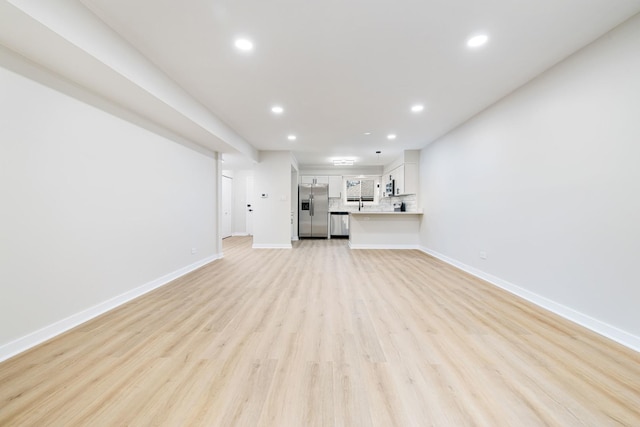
[{"left": 6, "top": 0, "right": 640, "bottom": 168}]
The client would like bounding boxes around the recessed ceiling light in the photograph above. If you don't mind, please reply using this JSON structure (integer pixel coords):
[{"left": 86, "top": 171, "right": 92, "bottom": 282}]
[
  {"left": 287, "top": 135, "right": 297, "bottom": 141},
  {"left": 467, "top": 34, "right": 489, "bottom": 48},
  {"left": 271, "top": 106, "right": 284, "bottom": 114},
  {"left": 234, "top": 38, "right": 254, "bottom": 51},
  {"left": 333, "top": 159, "right": 354, "bottom": 166},
  {"left": 364, "top": 132, "right": 371, "bottom": 135},
  {"left": 411, "top": 104, "right": 424, "bottom": 113},
  {"left": 387, "top": 134, "right": 397, "bottom": 140}
]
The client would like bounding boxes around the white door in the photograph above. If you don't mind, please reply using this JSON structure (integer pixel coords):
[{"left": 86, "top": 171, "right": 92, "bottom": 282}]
[
  {"left": 246, "top": 175, "right": 254, "bottom": 235},
  {"left": 222, "top": 175, "right": 233, "bottom": 238}
]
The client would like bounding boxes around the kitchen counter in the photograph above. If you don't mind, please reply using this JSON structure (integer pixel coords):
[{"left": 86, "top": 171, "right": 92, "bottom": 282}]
[
  {"left": 349, "top": 211, "right": 423, "bottom": 249},
  {"left": 350, "top": 211, "right": 423, "bottom": 215}
]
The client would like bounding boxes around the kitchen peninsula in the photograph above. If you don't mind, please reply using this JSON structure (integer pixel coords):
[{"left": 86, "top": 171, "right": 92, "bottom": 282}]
[
  {"left": 349, "top": 211, "right": 423, "bottom": 249},
  {"left": 304, "top": 150, "right": 423, "bottom": 248}
]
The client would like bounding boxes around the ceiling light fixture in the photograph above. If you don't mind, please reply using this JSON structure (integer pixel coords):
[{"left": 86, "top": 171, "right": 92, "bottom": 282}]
[
  {"left": 333, "top": 159, "right": 354, "bottom": 166},
  {"left": 387, "top": 134, "right": 397, "bottom": 140},
  {"left": 411, "top": 104, "right": 424, "bottom": 113},
  {"left": 287, "top": 135, "right": 297, "bottom": 141},
  {"left": 271, "top": 106, "right": 284, "bottom": 114},
  {"left": 234, "top": 38, "right": 254, "bottom": 51},
  {"left": 364, "top": 132, "right": 371, "bottom": 135},
  {"left": 467, "top": 34, "right": 489, "bottom": 48}
]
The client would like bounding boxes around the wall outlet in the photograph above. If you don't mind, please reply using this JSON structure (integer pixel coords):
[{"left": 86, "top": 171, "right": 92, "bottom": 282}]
[
  {"left": 479, "top": 250, "right": 487, "bottom": 260},
  {"left": 191, "top": 248, "right": 197, "bottom": 254}
]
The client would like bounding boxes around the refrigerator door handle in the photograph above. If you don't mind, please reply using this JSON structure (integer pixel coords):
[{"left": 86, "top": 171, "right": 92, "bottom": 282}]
[{"left": 310, "top": 199, "right": 314, "bottom": 216}]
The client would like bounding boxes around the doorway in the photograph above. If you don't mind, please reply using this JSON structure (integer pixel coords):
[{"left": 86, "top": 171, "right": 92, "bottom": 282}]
[
  {"left": 246, "top": 175, "right": 254, "bottom": 236},
  {"left": 222, "top": 175, "right": 233, "bottom": 239}
]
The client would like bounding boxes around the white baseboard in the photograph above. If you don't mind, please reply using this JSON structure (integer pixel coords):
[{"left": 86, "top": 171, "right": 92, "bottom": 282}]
[
  {"left": 0, "top": 254, "right": 222, "bottom": 363},
  {"left": 419, "top": 246, "right": 640, "bottom": 353},
  {"left": 349, "top": 242, "right": 420, "bottom": 250},
  {"left": 232, "top": 232, "right": 249, "bottom": 236},
  {"left": 291, "top": 236, "right": 299, "bottom": 241},
  {"left": 252, "top": 243, "right": 293, "bottom": 249}
]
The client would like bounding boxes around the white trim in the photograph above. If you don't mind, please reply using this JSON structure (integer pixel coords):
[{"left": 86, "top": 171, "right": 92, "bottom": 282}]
[
  {"left": 419, "top": 246, "right": 640, "bottom": 353},
  {"left": 231, "top": 232, "right": 249, "bottom": 236},
  {"left": 252, "top": 243, "right": 293, "bottom": 249},
  {"left": 0, "top": 254, "right": 221, "bottom": 363},
  {"left": 349, "top": 242, "right": 420, "bottom": 250},
  {"left": 291, "top": 236, "right": 299, "bottom": 241}
]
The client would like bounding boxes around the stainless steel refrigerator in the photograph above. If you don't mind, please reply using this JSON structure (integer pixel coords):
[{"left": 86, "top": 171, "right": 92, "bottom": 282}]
[{"left": 299, "top": 184, "right": 329, "bottom": 238}]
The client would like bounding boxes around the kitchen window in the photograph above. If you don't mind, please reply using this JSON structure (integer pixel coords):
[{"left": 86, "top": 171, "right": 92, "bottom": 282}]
[{"left": 345, "top": 178, "right": 376, "bottom": 203}]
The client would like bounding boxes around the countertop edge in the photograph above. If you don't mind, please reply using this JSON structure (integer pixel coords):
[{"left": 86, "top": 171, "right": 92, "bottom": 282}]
[{"left": 349, "top": 211, "right": 423, "bottom": 215}]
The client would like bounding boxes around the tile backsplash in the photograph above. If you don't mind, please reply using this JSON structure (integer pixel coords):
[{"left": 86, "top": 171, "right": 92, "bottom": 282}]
[{"left": 329, "top": 194, "right": 417, "bottom": 213}]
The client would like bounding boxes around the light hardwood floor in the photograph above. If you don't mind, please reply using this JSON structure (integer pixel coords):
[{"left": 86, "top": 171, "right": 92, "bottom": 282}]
[{"left": 1, "top": 236, "right": 639, "bottom": 426}]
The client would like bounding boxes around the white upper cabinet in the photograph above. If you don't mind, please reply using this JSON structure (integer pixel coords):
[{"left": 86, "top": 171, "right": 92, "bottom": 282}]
[
  {"left": 300, "top": 175, "right": 329, "bottom": 184},
  {"left": 328, "top": 176, "right": 342, "bottom": 198},
  {"left": 383, "top": 150, "right": 419, "bottom": 196},
  {"left": 301, "top": 175, "right": 342, "bottom": 198},
  {"left": 390, "top": 165, "right": 404, "bottom": 196}
]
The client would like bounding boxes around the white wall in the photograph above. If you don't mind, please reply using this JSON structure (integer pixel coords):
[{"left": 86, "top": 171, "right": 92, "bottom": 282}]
[
  {"left": 0, "top": 61, "right": 219, "bottom": 360},
  {"left": 252, "top": 151, "right": 293, "bottom": 248},
  {"left": 291, "top": 166, "right": 299, "bottom": 240},
  {"left": 419, "top": 14, "right": 640, "bottom": 349}
]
